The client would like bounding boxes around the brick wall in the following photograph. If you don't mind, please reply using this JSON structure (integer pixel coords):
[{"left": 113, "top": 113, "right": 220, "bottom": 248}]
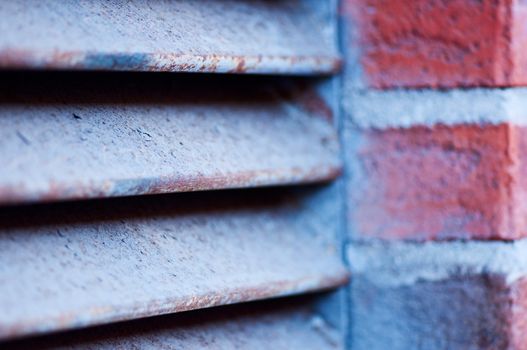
[{"left": 343, "top": 1, "right": 527, "bottom": 349}]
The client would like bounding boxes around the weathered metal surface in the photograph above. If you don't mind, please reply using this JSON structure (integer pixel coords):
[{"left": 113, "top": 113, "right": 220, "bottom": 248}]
[
  {"left": 0, "top": 0, "right": 340, "bottom": 75},
  {"left": 0, "top": 72, "right": 340, "bottom": 205},
  {"left": 0, "top": 186, "right": 349, "bottom": 339},
  {"left": 0, "top": 296, "right": 342, "bottom": 349}
]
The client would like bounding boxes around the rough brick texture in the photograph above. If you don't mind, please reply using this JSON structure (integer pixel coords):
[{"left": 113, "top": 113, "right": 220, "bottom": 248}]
[
  {"left": 348, "top": 123, "right": 527, "bottom": 241},
  {"left": 352, "top": 274, "right": 512, "bottom": 349},
  {"left": 348, "top": 241, "right": 527, "bottom": 350},
  {"left": 344, "top": 0, "right": 527, "bottom": 88}
]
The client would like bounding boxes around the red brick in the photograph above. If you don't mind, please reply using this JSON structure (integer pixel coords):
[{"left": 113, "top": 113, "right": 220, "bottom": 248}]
[
  {"left": 350, "top": 123, "right": 527, "bottom": 240},
  {"left": 352, "top": 272, "right": 527, "bottom": 349},
  {"left": 511, "top": 278, "right": 527, "bottom": 349},
  {"left": 348, "top": 241, "right": 527, "bottom": 348},
  {"left": 344, "top": 0, "right": 527, "bottom": 88}
]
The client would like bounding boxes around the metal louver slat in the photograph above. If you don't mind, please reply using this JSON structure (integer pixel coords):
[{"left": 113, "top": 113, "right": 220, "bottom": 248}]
[
  {"left": 0, "top": 72, "right": 340, "bottom": 205},
  {"left": 0, "top": 0, "right": 340, "bottom": 75},
  {"left": 0, "top": 187, "right": 348, "bottom": 339},
  {"left": 1, "top": 296, "right": 341, "bottom": 350}
]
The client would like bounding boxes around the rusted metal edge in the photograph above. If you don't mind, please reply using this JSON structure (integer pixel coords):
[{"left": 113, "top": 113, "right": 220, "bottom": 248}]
[
  {"left": 0, "top": 51, "right": 342, "bottom": 75},
  {"left": 0, "top": 188, "right": 348, "bottom": 340},
  {"left": 0, "top": 166, "right": 342, "bottom": 206},
  {"left": 1, "top": 295, "right": 343, "bottom": 349}
]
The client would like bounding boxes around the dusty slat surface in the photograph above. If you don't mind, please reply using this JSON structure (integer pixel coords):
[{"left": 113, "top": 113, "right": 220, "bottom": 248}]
[
  {"left": 0, "top": 296, "right": 342, "bottom": 350},
  {"left": 0, "top": 187, "right": 348, "bottom": 339},
  {"left": 0, "top": 0, "right": 339, "bottom": 75},
  {"left": 0, "top": 72, "right": 340, "bottom": 205}
]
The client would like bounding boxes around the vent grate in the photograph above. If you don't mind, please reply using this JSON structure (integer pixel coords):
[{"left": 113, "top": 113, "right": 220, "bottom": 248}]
[{"left": 0, "top": 0, "right": 346, "bottom": 348}]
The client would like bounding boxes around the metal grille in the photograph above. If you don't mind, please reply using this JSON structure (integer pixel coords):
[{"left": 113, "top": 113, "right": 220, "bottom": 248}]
[{"left": 0, "top": 1, "right": 347, "bottom": 348}]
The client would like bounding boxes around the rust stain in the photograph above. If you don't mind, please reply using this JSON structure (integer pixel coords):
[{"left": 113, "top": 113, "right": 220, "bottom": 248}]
[
  {"left": 0, "top": 52, "right": 341, "bottom": 75},
  {"left": 0, "top": 165, "right": 342, "bottom": 206}
]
